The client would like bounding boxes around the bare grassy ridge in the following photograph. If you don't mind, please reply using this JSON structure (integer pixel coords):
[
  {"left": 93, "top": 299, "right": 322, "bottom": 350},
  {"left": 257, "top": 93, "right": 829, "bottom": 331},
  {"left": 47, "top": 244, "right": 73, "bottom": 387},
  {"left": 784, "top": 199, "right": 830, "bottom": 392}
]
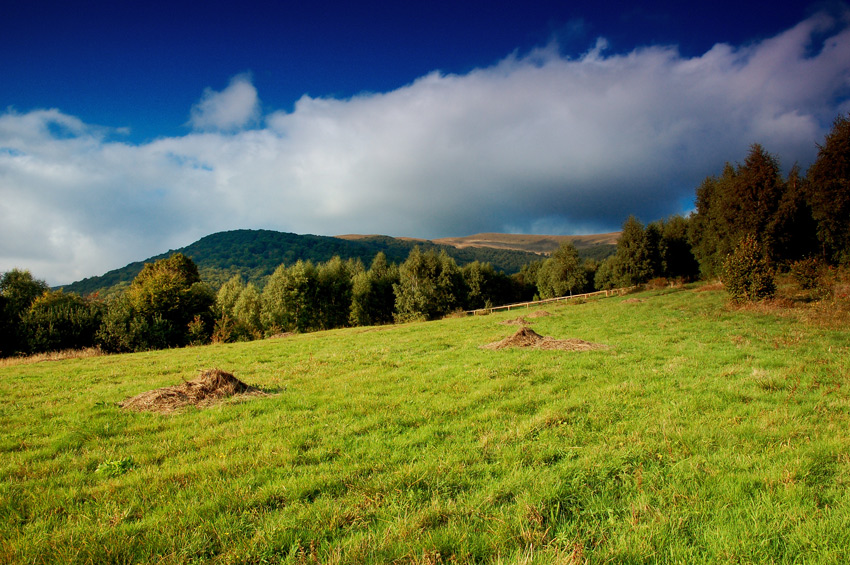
[
  {"left": 1, "top": 282, "right": 849, "bottom": 563},
  {"left": 432, "top": 232, "right": 621, "bottom": 254},
  {"left": 339, "top": 231, "right": 621, "bottom": 255}
]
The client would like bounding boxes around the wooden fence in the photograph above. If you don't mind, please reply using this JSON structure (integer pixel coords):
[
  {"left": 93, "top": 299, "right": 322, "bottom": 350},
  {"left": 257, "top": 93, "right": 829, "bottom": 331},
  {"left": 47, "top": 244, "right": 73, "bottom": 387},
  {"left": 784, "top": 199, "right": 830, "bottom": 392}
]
[{"left": 463, "top": 286, "right": 636, "bottom": 316}]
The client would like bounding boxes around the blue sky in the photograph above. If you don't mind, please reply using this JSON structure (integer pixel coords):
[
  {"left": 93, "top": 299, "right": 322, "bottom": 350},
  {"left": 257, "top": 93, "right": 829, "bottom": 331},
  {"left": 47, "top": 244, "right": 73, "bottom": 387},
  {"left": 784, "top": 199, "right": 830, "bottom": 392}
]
[{"left": 2, "top": 0, "right": 849, "bottom": 284}]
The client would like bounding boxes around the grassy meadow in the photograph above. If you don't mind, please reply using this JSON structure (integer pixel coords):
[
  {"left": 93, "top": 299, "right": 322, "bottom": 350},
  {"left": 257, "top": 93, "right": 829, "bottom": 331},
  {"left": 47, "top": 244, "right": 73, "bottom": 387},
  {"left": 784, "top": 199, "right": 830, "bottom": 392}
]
[{"left": 1, "top": 283, "right": 849, "bottom": 563}]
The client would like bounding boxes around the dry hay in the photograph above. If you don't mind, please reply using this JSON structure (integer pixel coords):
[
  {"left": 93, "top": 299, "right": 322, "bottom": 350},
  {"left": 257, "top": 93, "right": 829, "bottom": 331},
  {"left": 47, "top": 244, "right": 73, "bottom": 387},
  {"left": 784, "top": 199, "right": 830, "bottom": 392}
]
[
  {"left": 526, "top": 310, "right": 551, "bottom": 318},
  {"left": 482, "top": 327, "right": 606, "bottom": 352},
  {"left": 500, "top": 316, "right": 528, "bottom": 325},
  {"left": 622, "top": 298, "right": 644, "bottom": 304},
  {"left": 119, "top": 369, "right": 265, "bottom": 413},
  {"left": 0, "top": 347, "right": 102, "bottom": 367}
]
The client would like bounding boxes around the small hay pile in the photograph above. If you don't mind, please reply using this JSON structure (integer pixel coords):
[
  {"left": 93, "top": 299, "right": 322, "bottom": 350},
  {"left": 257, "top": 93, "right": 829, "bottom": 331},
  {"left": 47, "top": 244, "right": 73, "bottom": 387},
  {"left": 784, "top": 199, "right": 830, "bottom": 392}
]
[
  {"left": 499, "top": 316, "right": 528, "bottom": 325},
  {"left": 526, "top": 310, "right": 551, "bottom": 318},
  {"left": 482, "top": 327, "right": 606, "bottom": 352},
  {"left": 119, "top": 369, "right": 265, "bottom": 413}
]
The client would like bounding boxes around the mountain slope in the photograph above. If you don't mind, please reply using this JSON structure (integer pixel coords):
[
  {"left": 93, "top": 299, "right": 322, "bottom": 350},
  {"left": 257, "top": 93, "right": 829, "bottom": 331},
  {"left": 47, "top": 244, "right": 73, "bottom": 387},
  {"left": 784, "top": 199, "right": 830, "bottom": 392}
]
[{"left": 62, "top": 230, "right": 589, "bottom": 296}]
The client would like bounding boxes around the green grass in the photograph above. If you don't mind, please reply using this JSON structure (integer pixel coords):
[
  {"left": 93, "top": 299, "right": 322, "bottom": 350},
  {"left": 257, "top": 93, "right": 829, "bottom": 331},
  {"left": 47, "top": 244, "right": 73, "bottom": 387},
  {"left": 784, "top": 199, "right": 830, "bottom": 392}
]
[{"left": 1, "top": 285, "right": 849, "bottom": 563}]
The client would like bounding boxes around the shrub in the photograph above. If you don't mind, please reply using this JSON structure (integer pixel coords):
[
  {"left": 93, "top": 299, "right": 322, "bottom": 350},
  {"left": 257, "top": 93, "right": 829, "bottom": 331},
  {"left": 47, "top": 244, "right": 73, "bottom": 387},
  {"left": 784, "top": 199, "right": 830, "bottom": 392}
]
[
  {"left": 722, "top": 234, "right": 776, "bottom": 302},
  {"left": 789, "top": 257, "right": 823, "bottom": 290}
]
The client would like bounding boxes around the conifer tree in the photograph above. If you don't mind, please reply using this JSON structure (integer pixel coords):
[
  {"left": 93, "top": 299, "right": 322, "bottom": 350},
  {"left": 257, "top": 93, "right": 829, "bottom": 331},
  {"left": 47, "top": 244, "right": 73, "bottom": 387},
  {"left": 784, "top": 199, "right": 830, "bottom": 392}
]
[
  {"left": 806, "top": 114, "right": 850, "bottom": 263},
  {"left": 614, "top": 216, "right": 652, "bottom": 286}
]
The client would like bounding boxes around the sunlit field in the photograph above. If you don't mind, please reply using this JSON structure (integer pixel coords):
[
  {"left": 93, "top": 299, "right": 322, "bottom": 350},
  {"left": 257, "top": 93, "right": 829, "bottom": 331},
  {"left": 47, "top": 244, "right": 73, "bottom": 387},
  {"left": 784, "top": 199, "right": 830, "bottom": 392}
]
[{"left": 2, "top": 283, "right": 849, "bottom": 564}]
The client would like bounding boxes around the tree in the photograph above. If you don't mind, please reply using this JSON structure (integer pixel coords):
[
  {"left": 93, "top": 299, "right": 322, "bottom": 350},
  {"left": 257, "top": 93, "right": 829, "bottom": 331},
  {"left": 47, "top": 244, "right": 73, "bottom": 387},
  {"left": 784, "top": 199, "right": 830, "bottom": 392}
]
[
  {"left": 461, "top": 261, "right": 515, "bottom": 310},
  {"left": 689, "top": 145, "right": 795, "bottom": 275},
  {"left": 216, "top": 275, "right": 245, "bottom": 319},
  {"left": 614, "top": 216, "right": 652, "bottom": 286},
  {"left": 316, "top": 256, "right": 355, "bottom": 330},
  {"left": 23, "top": 290, "right": 102, "bottom": 354},
  {"left": 594, "top": 256, "right": 619, "bottom": 290},
  {"left": 261, "top": 260, "right": 318, "bottom": 333},
  {"left": 657, "top": 215, "right": 700, "bottom": 280},
  {"left": 769, "top": 165, "right": 819, "bottom": 264},
  {"left": 689, "top": 170, "right": 735, "bottom": 278},
  {"left": 806, "top": 114, "right": 850, "bottom": 264},
  {"left": 0, "top": 269, "right": 49, "bottom": 356},
  {"left": 735, "top": 144, "right": 785, "bottom": 251},
  {"left": 394, "top": 248, "right": 462, "bottom": 322},
  {"left": 107, "top": 253, "right": 214, "bottom": 350},
  {"left": 511, "top": 261, "right": 543, "bottom": 301},
  {"left": 232, "top": 283, "right": 263, "bottom": 338},
  {"left": 536, "top": 242, "right": 587, "bottom": 299},
  {"left": 350, "top": 253, "right": 399, "bottom": 326}
]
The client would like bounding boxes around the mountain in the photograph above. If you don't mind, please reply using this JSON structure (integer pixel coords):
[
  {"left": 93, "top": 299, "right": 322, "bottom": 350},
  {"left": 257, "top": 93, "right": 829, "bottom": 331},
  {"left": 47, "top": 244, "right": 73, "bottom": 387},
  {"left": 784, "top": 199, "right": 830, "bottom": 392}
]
[{"left": 61, "top": 229, "right": 615, "bottom": 296}]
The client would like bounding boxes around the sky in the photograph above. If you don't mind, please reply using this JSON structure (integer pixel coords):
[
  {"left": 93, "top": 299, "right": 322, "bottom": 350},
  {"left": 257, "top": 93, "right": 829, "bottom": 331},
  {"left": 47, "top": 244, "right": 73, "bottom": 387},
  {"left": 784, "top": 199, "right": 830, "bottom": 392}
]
[{"left": 2, "top": 1, "right": 849, "bottom": 285}]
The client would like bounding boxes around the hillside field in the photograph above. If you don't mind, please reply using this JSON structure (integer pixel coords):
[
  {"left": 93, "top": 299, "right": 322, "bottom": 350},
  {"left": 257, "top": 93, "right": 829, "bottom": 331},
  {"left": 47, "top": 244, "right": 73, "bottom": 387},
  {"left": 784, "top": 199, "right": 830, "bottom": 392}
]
[{"left": 1, "top": 284, "right": 849, "bottom": 563}]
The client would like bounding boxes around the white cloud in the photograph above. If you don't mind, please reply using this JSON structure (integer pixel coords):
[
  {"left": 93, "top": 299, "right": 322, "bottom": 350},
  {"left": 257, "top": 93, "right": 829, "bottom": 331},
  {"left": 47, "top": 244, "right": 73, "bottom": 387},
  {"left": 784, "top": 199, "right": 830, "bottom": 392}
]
[
  {"left": 1, "top": 10, "right": 849, "bottom": 285},
  {"left": 188, "top": 73, "right": 260, "bottom": 132}
]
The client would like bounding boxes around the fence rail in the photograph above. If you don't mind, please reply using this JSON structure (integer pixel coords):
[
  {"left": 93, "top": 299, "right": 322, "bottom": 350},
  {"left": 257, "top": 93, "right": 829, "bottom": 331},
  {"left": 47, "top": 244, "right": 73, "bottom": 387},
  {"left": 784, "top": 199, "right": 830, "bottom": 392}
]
[{"left": 464, "top": 286, "right": 637, "bottom": 316}]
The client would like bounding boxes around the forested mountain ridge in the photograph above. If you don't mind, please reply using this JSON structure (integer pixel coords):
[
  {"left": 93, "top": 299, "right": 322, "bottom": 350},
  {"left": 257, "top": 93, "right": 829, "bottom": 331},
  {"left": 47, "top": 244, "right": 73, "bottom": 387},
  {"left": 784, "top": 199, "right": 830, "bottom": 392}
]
[{"left": 60, "top": 229, "right": 613, "bottom": 296}]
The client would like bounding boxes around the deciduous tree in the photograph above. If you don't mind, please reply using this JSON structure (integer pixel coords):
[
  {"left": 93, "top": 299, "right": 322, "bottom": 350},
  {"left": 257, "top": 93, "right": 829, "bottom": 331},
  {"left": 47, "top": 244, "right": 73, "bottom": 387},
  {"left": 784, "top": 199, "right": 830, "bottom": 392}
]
[
  {"left": 394, "top": 248, "right": 462, "bottom": 322},
  {"left": 536, "top": 242, "right": 586, "bottom": 299}
]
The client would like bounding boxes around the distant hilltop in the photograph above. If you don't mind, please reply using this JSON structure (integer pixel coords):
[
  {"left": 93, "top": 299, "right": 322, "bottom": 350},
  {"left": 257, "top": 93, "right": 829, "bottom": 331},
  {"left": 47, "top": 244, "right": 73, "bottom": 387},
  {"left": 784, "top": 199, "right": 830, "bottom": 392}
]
[{"left": 338, "top": 232, "right": 621, "bottom": 256}]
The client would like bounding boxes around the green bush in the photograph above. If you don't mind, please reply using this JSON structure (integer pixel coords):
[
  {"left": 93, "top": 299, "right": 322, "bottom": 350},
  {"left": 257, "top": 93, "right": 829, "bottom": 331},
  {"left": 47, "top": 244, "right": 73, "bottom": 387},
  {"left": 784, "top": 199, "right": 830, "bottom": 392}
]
[{"left": 722, "top": 234, "right": 776, "bottom": 302}]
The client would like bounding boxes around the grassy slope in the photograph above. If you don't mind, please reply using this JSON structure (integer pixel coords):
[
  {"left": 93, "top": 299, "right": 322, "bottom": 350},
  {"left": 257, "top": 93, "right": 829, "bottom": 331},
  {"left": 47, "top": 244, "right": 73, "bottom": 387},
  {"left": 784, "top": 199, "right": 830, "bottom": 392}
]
[{"left": 1, "top": 286, "right": 849, "bottom": 563}]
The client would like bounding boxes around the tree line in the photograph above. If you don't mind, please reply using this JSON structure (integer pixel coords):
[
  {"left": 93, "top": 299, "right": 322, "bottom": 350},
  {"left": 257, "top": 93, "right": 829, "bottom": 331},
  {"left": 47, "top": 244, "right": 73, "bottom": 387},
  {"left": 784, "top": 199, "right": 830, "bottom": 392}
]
[{"left": 2, "top": 114, "right": 847, "bottom": 356}]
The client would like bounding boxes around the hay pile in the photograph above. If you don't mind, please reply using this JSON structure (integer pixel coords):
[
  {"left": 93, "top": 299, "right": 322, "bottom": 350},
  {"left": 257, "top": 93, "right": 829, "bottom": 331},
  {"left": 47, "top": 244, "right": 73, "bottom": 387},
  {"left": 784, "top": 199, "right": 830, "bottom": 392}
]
[
  {"left": 119, "top": 369, "right": 265, "bottom": 413},
  {"left": 482, "top": 327, "right": 606, "bottom": 352},
  {"left": 499, "top": 311, "right": 550, "bottom": 326}
]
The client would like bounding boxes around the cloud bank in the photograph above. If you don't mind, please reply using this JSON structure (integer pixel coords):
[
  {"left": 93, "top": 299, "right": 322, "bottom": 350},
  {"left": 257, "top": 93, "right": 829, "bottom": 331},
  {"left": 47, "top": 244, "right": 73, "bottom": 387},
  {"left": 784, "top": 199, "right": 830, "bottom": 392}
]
[{"left": 2, "top": 11, "right": 850, "bottom": 285}]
